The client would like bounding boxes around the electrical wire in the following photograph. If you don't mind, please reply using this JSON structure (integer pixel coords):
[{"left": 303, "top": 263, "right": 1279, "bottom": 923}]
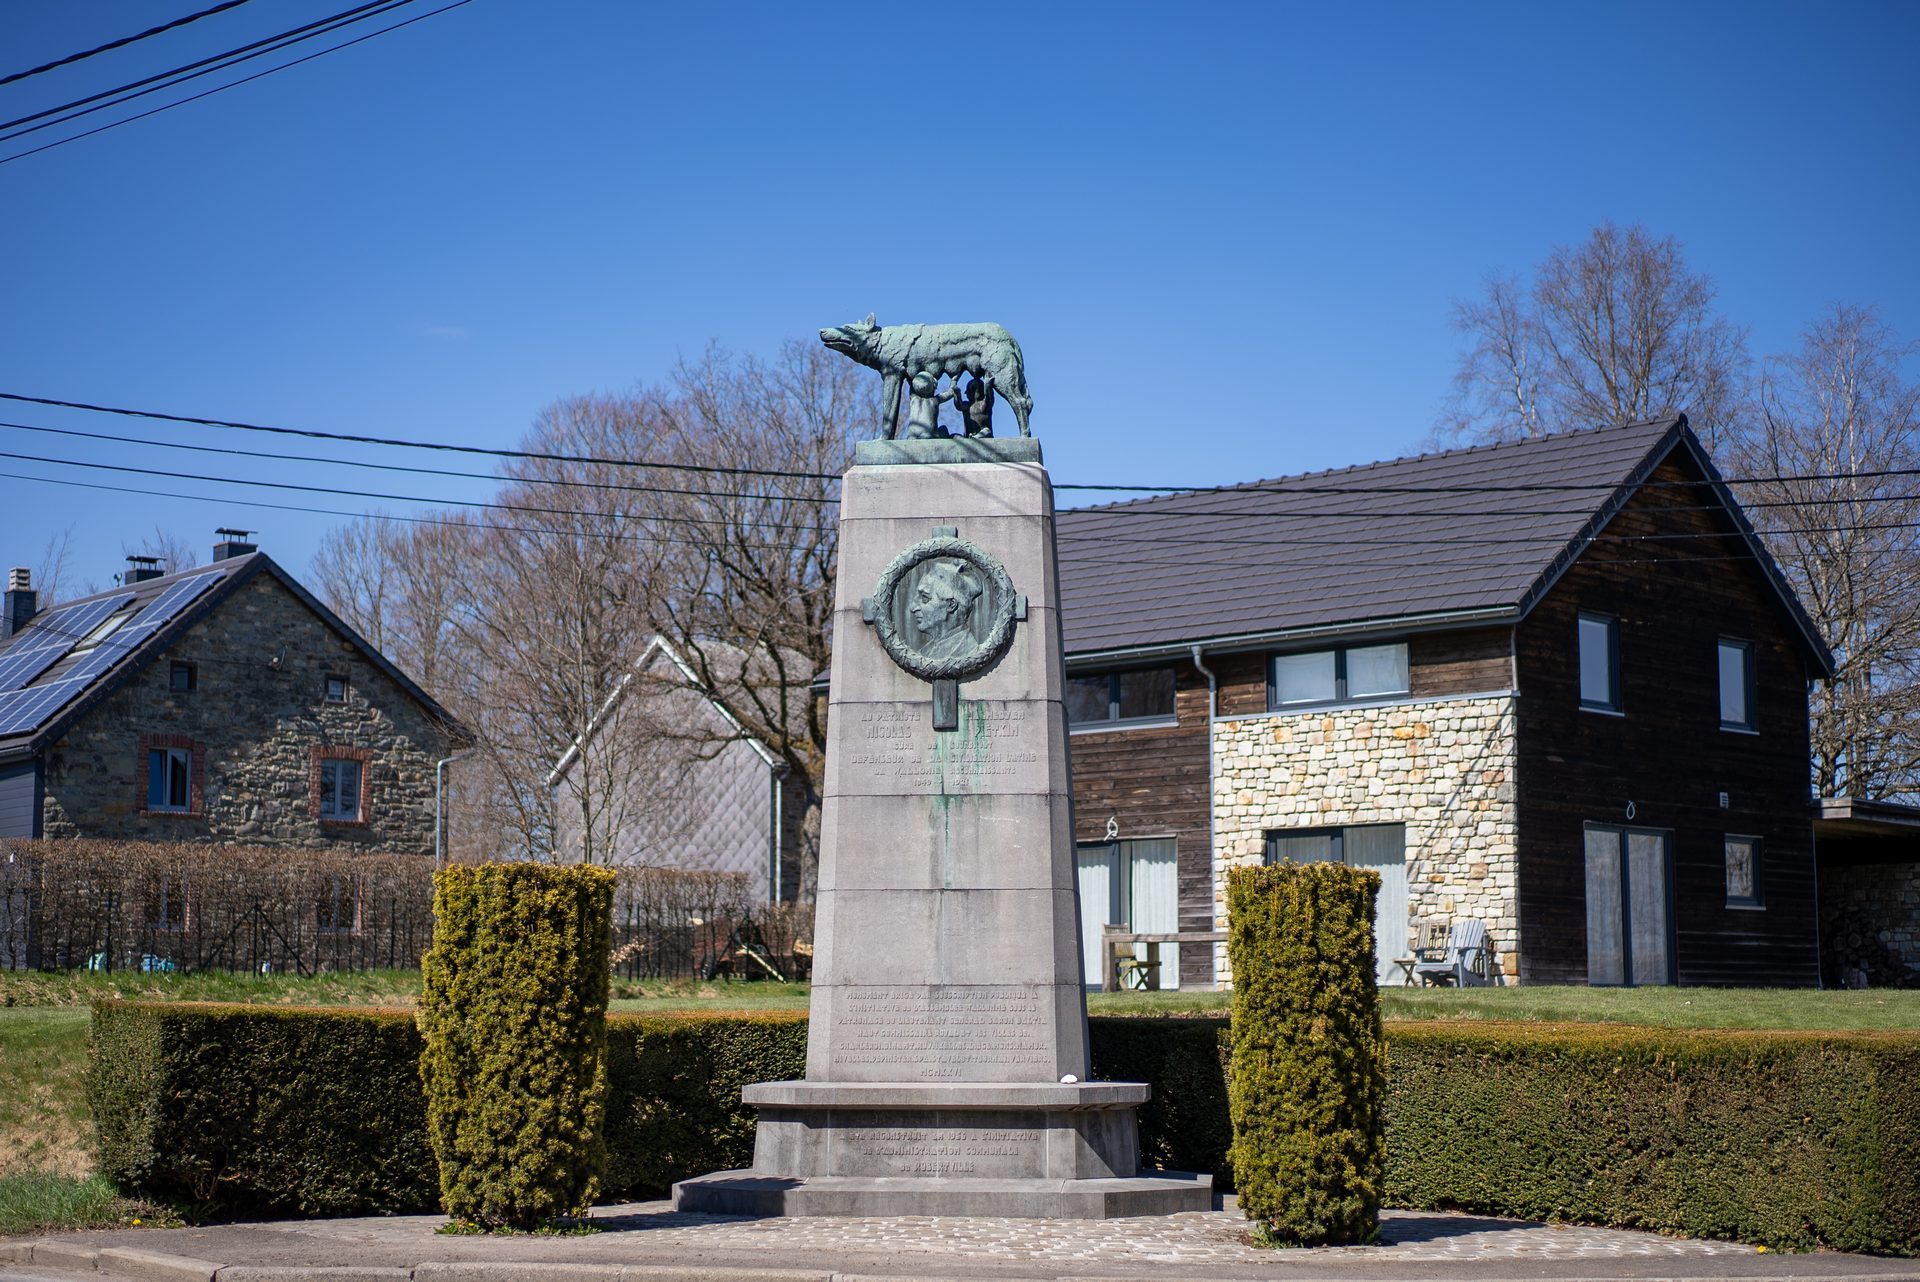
[
  {"left": 7, "top": 390, "right": 1919, "bottom": 497},
  {"left": 0, "top": 0, "right": 261, "bottom": 88},
  {"left": 0, "top": 0, "right": 408, "bottom": 134},
  {"left": 0, "top": 1, "right": 471, "bottom": 167}
]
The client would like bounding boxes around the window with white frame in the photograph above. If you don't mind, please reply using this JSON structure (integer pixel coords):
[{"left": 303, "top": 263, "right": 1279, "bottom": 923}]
[
  {"left": 1268, "top": 642, "right": 1408, "bottom": 709},
  {"left": 1578, "top": 612, "right": 1620, "bottom": 711},
  {"left": 1718, "top": 639, "right": 1754, "bottom": 731},
  {"left": 318, "top": 758, "right": 362, "bottom": 822},
  {"left": 146, "top": 747, "right": 192, "bottom": 812},
  {"left": 1725, "top": 835, "right": 1762, "bottom": 907}
]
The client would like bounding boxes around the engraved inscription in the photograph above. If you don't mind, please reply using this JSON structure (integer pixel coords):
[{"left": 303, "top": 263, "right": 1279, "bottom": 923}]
[
  {"left": 847, "top": 704, "right": 1040, "bottom": 793},
  {"left": 852, "top": 1127, "right": 1041, "bottom": 1175},
  {"left": 832, "top": 986, "right": 1052, "bottom": 1075}
]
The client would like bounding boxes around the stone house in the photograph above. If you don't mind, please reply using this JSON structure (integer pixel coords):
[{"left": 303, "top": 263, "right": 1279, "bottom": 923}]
[
  {"left": 550, "top": 636, "right": 806, "bottom": 902},
  {"left": 0, "top": 537, "right": 468, "bottom": 852},
  {"left": 1058, "top": 416, "right": 1835, "bottom": 988}
]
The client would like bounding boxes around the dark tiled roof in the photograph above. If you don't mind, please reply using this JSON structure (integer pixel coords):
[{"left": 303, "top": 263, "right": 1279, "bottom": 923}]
[
  {"left": 0, "top": 552, "right": 467, "bottom": 758},
  {"left": 1056, "top": 416, "right": 1814, "bottom": 659}
]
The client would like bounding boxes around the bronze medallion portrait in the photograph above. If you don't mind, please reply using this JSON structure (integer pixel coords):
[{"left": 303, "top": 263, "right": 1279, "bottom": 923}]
[{"left": 866, "top": 536, "right": 1019, "bottom": 682}]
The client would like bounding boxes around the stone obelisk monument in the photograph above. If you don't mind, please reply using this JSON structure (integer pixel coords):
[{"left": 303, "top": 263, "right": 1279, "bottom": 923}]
[{"left": 673, "top": 319, "right": 1211, "bottom": 1217}]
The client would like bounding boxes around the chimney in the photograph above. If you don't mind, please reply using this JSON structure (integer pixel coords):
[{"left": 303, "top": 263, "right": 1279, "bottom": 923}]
[
  {"left": 213, "top": 527, "right": 258, "bottom": 562},
  {"left": 123, "top": 555, "right": 165, "bottom": 584},
  {"left": 4, "top": 567, "right": 36, "bottom": 639}
]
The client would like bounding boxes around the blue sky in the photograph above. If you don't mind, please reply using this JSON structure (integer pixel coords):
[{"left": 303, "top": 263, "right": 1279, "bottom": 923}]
[{"left": 1, "top": 0, "right": 1916, "bottom": 597}]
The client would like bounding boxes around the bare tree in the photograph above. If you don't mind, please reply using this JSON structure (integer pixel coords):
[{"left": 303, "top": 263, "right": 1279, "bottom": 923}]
[
  {"left": 30, "top": 526, "right": 79, "bottom": 603},
  {"left": 640, "top": 340, "right": 869, "bottom": 896},
  {"left": 122, "top": 526, "right": 201, "bottom": 577},
  {"left": 1442, "top": 223, "right": 1750, "bottom": 448},
  {"left": 1732, "top": 305, "right": 1920, "bottom": 799}
]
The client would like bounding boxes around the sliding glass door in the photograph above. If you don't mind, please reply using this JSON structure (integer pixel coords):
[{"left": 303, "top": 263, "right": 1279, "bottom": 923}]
[
  {"left": 1075, "top": 838, "right": 1180, "bottom": 989},
  {"left": 1262, "top": 823, "right": 1409, "bottom": 986},
  {"left": 1583, "top": 824, "right": 1673, "bottom": 986}
]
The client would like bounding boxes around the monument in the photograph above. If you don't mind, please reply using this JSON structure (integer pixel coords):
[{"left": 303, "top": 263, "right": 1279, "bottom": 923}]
[{"left": 672, "top": 318, "right": 1212, "bottom": 1217}]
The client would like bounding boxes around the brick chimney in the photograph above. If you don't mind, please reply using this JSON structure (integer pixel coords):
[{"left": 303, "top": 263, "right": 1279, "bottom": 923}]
[
  {"left": 213, "top": 528, "right": 258, "bottom": 561},
  {"left": 4, "top": 567, "right": 36, "bottom": 639}
]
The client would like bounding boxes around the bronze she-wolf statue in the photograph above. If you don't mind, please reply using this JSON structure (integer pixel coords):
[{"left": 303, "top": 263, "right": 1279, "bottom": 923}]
[{"left": 820, "top": 314, "right": 1034, "bottom": 438}]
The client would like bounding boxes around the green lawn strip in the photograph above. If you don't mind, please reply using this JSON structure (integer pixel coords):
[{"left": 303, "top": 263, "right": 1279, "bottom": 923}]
[
  {"left": 0, "top": 1172, "right": 170, "bottom": 1236},
  {"left": 0, "top": 968, "right": 424, "bottom": 1009},
  {"left": 0, "top": 1009, "right": 91, "bottom": 1179}
]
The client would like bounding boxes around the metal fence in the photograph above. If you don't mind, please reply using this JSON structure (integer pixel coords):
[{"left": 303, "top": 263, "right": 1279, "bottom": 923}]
[{"left": 0, "top": 839, "right": 812, "bottom": 980}]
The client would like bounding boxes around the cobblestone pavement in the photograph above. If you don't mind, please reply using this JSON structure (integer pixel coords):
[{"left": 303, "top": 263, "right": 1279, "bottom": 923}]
[{"left": 579, "top": 1201, "right": 1762, "bottom": 1264}]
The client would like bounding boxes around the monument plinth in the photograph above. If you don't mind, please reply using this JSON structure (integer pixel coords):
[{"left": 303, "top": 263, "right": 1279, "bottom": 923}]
[{"left": 672, "top": 322, "right": 1210, "bottom": 1219}]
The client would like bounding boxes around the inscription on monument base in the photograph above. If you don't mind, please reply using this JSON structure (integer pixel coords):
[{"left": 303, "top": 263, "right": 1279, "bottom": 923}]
[
  {"left": 850, "top": 1126, "right": 1042, "bottom": 1177},
  {"left": 829, "top": 985, "right": 1053, "bottom": 1078}
]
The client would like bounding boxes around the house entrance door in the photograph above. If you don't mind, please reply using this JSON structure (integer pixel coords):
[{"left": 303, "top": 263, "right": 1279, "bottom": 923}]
[{"left": 1583, "top": 824, "right": 1674, "bottom": 985}]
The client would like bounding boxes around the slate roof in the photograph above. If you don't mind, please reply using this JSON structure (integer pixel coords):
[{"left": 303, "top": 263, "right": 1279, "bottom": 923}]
[
  {"left": 1055, "top": 416, "right": 1833, "bottom": 673},
  {"left": 0, "top": 552, "right": 469, "bottom": 760}
]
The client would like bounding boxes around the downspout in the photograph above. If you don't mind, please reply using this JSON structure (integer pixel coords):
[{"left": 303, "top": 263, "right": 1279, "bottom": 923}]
[
  {"left": 1190, "top": 644, "right": 1219, "bottom": 989},
  {"left": 769, "top": 762, "right": 788, "bottom": 904},
  {"left": 435, "top": 750, "right": 473, "bottom": 870}
]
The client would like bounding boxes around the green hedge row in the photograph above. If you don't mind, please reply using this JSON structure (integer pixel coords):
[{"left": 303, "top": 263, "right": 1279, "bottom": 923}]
[{"left": 90, "top": 1004, "right": 1919, "bottom": 1254}]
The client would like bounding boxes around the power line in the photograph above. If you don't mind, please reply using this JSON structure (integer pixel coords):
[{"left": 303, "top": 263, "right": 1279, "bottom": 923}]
[
  {"left": 0, "top": 0, "right": 407, "bottom": 134},
  {"left": 8, "top": 389, "right": 1920, "bottom": 497},
  {"left": 2, "top": 448, "right": 1914, "bottom": 549},
  {"left": 0, "top": 0, "right": 261, "bottom": 88},
  {"left": 0, "top": 1, "right": 471, "bottom": 167},
  {"left": 0, "top": 448, "right": 840, "bottom": 537},
  {"left": 0, "top": 420, "right": 844, "bottom": 507},
  {"left": 13, "top": 416, "right": 1919, "bottom": 526},
  {"left": 0, "top": 393, "right": 844, "bottom": 484}
]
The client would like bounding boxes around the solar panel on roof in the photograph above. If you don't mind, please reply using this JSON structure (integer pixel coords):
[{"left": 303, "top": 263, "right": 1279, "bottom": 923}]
[
  {"left": 0, "top": 572, "right": 227, "bottom": 741},
  {"left": 0, "top": 593, "right": 135, "bottom": 693},
  {"left": 0, "top": 675, "right": 93, "bottom": 737}
]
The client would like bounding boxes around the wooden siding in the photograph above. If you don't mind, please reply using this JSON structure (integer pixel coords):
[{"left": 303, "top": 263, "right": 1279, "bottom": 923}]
[
  {"left": 1215, "top": 627, "right": 1513, "bottom": 716},
  {"left": 0, "top": 758, "right": 38, "bottom": 839},
  {"left": 1068, "top": 664, "right": 1213, "bottom": 986},
  {"left": 1512, "top": 455, "right": 1821, "bottom": 987}
]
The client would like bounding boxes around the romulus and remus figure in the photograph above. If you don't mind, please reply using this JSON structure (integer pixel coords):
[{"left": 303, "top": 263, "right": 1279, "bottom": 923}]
[{"left": 819, "top": 314, "right": 1034, "bottom": 439}]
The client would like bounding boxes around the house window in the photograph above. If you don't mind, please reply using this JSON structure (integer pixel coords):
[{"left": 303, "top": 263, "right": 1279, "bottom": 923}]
[
  {"left": 323, "top": 673, "right": 348, "bottom": 703},
  {"left": 1578, "top": 613, "right": 1620, "bottom": 711},
  {"left": 144, "top": 874, "right": 189, "bottom": 931},
  {"left": 1065, "top": 668, "right": 1177, "bottom": 728},
  {"left": 1725, "top": 835, "right": 1762, "bottom": 908},
  {"left": 1718, "top": 639, "right": 1754, "bottom": 731},
  {"left": 317, "top": 758, "right": 363, "bottom": 822},
  {"left": 1074, "top": 837, "right": 1180, "bottom": 989},
  {"left": 1268, "top": 643, "right": 1409, "bottom": 709},
  {"left": 1262, "top": 824, "right": 1410, "bottom": 986},
  {"left": 169, "top": 661, "right": 196, "bottom": 693},
  {"left": 146, "top": 747, "right": 192, "bottom": 813},
  {"left": 316, "top": 874, "right": 362, "bottom": 934}
]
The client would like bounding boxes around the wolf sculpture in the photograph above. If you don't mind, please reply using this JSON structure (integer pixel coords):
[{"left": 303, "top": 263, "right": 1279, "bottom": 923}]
[{"left": 819, "top": 314, "right": 1034, "bottom": 438}]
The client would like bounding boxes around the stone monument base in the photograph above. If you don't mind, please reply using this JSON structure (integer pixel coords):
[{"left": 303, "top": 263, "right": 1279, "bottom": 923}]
[{"left": 670, "top": 1081, "right": 1213, "bottom": 1219}]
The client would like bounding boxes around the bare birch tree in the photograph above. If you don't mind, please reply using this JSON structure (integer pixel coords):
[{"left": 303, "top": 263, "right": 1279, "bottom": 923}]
[
  {"left": 1442, "top": 223, "right": 1750, "bottom": 448},
  {"left": 1731, "top": 305, "right": 1920, "bottom": 799}
]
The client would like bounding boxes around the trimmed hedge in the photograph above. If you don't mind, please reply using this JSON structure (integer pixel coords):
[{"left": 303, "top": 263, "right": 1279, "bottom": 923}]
[
  {"left": 1225, "top": 862, "right": 1387, "bottom": 1245},
  {"left": 419, "top": 863, "right": 615, "bottom": 1228},
  {"left": 89, "top": 1004, "right": 1920, "bottom": 1254},
  {"left": 1388, "top": 1021, "right": 1920, "bottom": 1255}
]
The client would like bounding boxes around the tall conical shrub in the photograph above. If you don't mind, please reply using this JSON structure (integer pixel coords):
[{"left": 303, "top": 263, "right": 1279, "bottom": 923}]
[
  {"left": 418, "top": 862, "right": 615, "bottom": 1229},
  {"left": 1226, "top": 861, "right": 1386, "bottom": 1246}
]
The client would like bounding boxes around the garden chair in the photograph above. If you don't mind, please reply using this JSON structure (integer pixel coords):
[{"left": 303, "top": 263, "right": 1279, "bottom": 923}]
[{"left": 1412, "top": 918, "right": 1494, "bottom": 987}]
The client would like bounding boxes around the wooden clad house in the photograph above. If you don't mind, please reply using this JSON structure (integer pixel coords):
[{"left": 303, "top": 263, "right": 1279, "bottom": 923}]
[{"left": 1057, "top": 416, "right": 1834, "bottom": 988}]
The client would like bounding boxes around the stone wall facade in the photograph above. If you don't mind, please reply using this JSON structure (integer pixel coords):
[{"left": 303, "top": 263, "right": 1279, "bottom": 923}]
[
  {"left": 1210, "top": 695, "right": 1520, "bottom": 984},
  {"left": 1819, "top": 860, "right": 1920, "bottom": 988},
  {"left": 41, "top": 572, "right": 454, "bottom": 853}
]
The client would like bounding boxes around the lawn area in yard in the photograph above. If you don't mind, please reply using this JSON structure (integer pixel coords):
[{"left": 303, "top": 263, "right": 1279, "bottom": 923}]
[{"left": 1096, "top": 984, "right": 1920, "bottom": 1028}]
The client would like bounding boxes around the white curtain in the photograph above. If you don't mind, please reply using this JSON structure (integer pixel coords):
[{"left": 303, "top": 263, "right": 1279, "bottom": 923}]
[
  {"left": 1343, "top": 825, "right": 1407, "bottom": 986},
  {"left": 1075, "top": 847, "right": 1114, "bottom": 989},
  {"left": 1126, "top": 838, "right": 1179, "bottom": 990}
]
